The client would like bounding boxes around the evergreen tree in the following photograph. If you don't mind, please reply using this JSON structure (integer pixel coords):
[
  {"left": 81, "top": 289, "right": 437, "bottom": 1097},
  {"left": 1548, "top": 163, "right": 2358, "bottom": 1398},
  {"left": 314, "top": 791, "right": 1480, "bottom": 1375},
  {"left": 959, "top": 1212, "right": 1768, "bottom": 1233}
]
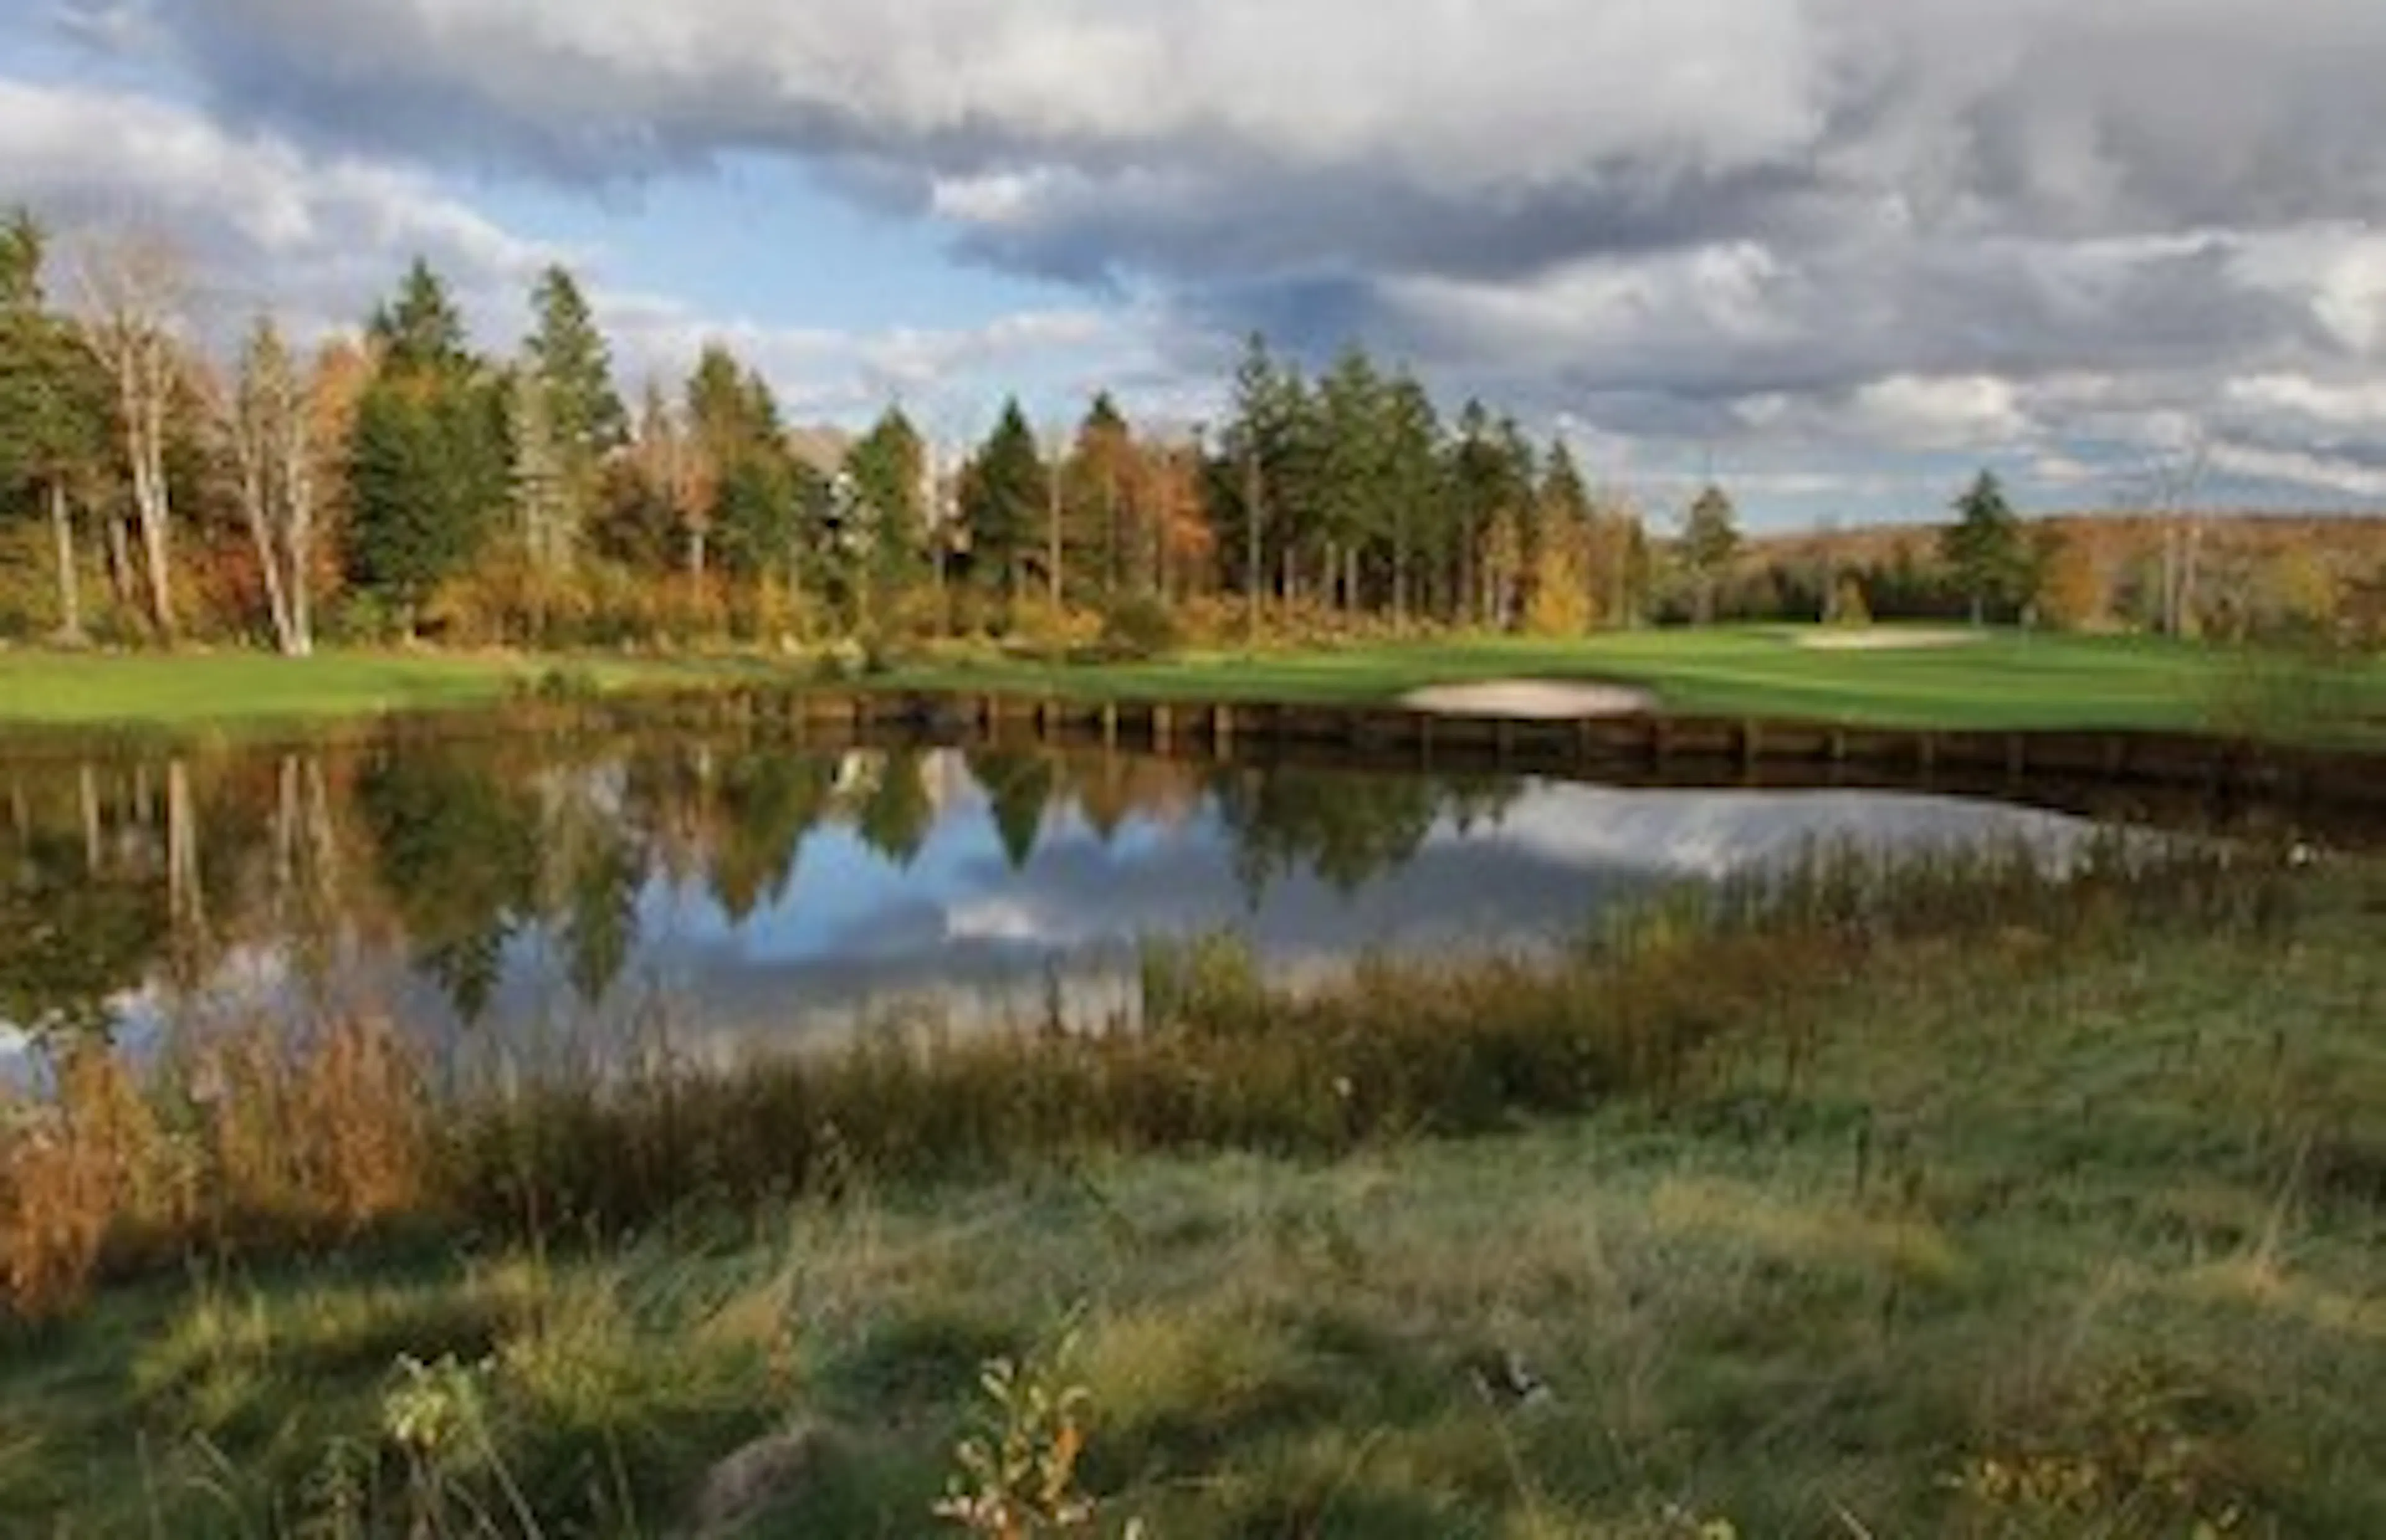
[
  {"left": 844, "top": 406, "right": 927, "bottom": 621},
  {"left": 1315, "top": 346, "right": 1389, "bottom": 612},
  {"left": 1680, "top": 483, "right": 1740, "bottom": 625},
  {"left": 370, "top": 258, "right": 472, "bottom": 376},
  {"left": 515, "top": 265, "right": 624, "bottom": 575},
  {"left": 524, "top": 265, "right": 626, "bottom": 463},
  {"left": 960, "top": 398, "right": 1045, "bottom": 603},
  {"left": 349, "top": 260, "right": 508, "bottom": 626},
  {"left": 0, "top": 209, "right": 107, "bottom": 640},
  {"left": 1941, "top": 469, "right": 2026, "bottom": 625},
  {"left": 1381, "top": 371, "right": 1445, "bottom": 624},
  {"left": 1064, "top": 393, "right": 1137, "bottom": 602}
]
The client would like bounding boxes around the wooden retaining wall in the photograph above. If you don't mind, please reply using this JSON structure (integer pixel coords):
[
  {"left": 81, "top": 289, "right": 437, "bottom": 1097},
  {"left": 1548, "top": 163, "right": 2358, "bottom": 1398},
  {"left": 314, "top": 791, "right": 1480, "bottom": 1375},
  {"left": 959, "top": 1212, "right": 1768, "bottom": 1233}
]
[{"left": 596, "top": 686, "right": 2386, "bottom": 824}]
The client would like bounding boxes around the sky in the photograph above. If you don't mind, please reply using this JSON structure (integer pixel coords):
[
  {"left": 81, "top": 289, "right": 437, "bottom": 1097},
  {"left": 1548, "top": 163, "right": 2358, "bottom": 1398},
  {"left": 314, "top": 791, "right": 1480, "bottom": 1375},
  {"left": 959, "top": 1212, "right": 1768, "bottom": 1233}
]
[{"left": 7, "top": 1, "right": 2386, "bottom": 528}]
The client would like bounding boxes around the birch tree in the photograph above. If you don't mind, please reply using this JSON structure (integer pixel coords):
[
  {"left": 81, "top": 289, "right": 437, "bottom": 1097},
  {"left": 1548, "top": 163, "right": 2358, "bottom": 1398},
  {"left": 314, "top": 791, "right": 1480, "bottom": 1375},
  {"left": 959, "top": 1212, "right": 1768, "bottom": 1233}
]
[
  {"left": 215, "top": 316, "right": 319, "bottom": 655},
  {"left": 71, "top": 229, "right": 190, "bottom": 641}
]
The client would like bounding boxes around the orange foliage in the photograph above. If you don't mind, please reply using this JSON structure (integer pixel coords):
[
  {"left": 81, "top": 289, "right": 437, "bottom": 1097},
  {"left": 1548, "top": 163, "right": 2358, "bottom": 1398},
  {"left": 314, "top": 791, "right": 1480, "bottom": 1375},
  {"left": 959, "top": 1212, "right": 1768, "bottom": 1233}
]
[{"left": 0, "top": 1018, "right": 432, "bottom": 1321}]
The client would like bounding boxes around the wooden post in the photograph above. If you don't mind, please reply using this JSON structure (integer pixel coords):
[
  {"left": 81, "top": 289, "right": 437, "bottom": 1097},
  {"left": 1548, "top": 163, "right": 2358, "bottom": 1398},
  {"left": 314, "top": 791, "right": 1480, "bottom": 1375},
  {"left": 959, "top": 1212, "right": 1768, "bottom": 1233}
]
[
  {"left": 1214, "top": 704, "right": 1235, "bottom": 757},
  {"left": 1153, "top": 704, "right": 1172, "bottom": 754},
  {"left": 1101, "top": 703, "right": 1119, "bottom": 754}
]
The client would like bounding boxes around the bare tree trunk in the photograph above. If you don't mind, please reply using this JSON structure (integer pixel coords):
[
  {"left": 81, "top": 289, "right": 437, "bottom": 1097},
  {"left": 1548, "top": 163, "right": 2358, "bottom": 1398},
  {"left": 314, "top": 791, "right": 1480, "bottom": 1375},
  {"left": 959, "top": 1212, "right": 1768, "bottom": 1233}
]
[
  {"left": 80, "top": 762, "right": 101, "bottom": 875},
  {"left": 48, "top": 480, "right": 83, "bottom": 644},
  {"left": 106, "top": 513, "right": 132, "bottom": 615},
  {"left": 237, "top": 447, "right": 297, "bottom": 655},
  {"left": 1244, "top": 444, "right": 1263, "bottom": 647},
  {"left": 284, "top": 419, "right": 315, "bottom": 657},
  {"left": 167, "top": 758, "right": 203, "bottom": 932},
  {"left": 127, "top": 381, "right": 176, "bottom": 641},
  {"left": 1047, "top": 442, "right": 1064, "bottom": 610},
  {"left": 1104, "top": 465, "right": 1121, "bottom": 601}
]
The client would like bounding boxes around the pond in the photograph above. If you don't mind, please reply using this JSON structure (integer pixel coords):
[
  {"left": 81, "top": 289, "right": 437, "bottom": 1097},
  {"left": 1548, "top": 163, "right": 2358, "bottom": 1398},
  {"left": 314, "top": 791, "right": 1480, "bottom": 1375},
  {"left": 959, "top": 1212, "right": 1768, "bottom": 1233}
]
[{"left": 0, "top": 725, "right": 2101, "bottom": 1062}]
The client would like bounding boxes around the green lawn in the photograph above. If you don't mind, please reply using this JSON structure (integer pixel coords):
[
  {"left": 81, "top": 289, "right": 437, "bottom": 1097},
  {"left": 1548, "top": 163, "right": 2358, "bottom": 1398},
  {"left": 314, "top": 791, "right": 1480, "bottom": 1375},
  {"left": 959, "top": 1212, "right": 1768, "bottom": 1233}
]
[
  {"left": 0, "top": 649, "right": 756, "bottom": 734},
  {"left": 885, "top": 626, "right": 2386, "bottom": 736},
  {"left": 1, "top": 629, "right": 2380, "bottom": 741}
]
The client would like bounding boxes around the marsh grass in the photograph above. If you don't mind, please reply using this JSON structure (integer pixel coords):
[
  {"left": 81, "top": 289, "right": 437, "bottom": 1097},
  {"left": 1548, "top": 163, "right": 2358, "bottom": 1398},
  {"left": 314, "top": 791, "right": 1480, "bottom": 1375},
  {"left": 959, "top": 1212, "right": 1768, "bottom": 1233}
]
[
  {"left": 3, "top": 837, "right": 2379, "bottom": 1536},
  {"left": 0, "top": 836, "right": 2301, "bottom": 1323}
]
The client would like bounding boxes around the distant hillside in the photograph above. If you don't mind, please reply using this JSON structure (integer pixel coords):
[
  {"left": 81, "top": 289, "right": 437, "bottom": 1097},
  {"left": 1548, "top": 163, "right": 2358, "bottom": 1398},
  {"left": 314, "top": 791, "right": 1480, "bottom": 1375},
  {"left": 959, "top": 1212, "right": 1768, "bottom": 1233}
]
[
  {"left": 1747, "top": 511, "right": 2386, "bottom": 576},
  {"left": 1722, "top": 511, "right": 2386, "bottom": 636}
]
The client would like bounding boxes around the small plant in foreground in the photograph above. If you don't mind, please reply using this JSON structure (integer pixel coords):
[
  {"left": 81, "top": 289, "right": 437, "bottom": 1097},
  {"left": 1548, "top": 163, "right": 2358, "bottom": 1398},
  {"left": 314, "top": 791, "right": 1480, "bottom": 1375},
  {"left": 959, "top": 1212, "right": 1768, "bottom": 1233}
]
[
  {"left": 382, "top": 1351, "right": 542, "bottom": 1538},
  {"left": 935, "top": 1321, "right": 1142, "bottom": 1539}
]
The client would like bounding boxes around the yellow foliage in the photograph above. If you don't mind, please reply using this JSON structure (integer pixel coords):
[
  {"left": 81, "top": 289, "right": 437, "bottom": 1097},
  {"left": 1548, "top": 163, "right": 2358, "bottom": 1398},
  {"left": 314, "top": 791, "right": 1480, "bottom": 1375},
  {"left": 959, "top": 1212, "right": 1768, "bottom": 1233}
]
[
  {"left": 2038, "top": 534, "right": 2110, "bottom": 632},
  {"left": 1522, "top": 538, "right": 1593, "bottom": 636}
]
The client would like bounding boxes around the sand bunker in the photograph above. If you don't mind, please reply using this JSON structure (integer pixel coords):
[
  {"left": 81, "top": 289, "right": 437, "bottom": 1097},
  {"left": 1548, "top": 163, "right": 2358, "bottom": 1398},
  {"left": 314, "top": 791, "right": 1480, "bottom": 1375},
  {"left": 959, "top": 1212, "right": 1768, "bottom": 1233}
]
[
  {"left": 1401, "top": 679, "right": 1656, "bottom": 719},
  {"left": 1794, "top": 627, "right": 1985, "bottom": 652}
]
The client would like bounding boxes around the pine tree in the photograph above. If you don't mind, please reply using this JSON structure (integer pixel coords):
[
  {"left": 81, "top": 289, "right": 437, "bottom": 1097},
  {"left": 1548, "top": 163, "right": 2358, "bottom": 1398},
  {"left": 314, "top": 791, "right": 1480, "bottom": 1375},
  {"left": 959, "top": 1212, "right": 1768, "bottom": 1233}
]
[
  {"left": 844, "top": 407, "right": 927, "bottom": 625},
  {"left": 1315, "top": 346, "right": 1389, "bottom": 614},
  {"left": 524, "top": 265, "right": 626, "bottom": 463},
  {"left": 1381, "top": 372, "right": 1443, "bottom": 624},
  {"left": 1941, "top": 469, "right": 2025, "bottom": 625},
  {"left": 1681, "top": 483, "right": 1740, "bottom": 625},
  {"left": 960, "top": 398, "right": 1045, "bottom": 604},
  {"left": 0, "top": 209, "right": 107, "bottom": 640},
  {"left": 348, "top": 260, "right": 508, "bottom": 627},
  {"left": 1064, "top": 393, "right": 1136, "bottom": 603},
  {"left": 516, "top": 265, "right": 624, "bottom": 575}
]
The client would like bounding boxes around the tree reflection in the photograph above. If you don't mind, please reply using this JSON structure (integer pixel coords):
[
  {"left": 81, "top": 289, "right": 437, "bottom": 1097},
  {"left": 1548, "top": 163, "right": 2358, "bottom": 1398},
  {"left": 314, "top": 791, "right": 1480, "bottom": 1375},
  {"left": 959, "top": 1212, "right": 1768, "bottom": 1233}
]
[
  {"left": 854, "top": 749, "right": 935, "bottom": 870},
  {"left": 0, "top": 772, "right": 167, "bottom": 1043},
  {"left": 357, "top": 745, "right": 541, "bottom": 1024},
  {"left": 1212, "top": 767, "right": 1524, "bottom": 902},
  {"left": 0, "top": 729, "right": 1530, "bottom": 1042},
  {"left": 966, "top": 750, "right": 1059, "bottom": 870},
  {"left": 708, "top": 753, "right": 837, "bottom": 921}
]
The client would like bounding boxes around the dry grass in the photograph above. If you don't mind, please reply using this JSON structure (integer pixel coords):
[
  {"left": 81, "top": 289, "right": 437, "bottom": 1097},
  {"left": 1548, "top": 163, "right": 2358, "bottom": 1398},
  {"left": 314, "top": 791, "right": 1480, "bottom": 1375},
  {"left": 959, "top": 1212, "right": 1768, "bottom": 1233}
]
[{"left": 1, "top": 837, "right": 2292, "bottom": 1324}]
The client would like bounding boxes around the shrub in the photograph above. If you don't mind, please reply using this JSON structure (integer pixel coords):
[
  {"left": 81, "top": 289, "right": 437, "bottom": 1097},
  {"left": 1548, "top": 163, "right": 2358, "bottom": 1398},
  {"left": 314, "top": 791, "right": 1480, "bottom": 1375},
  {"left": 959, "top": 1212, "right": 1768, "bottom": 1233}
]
[{"left": 1096, "top": 595, "right": 1181, "bottom": 660}]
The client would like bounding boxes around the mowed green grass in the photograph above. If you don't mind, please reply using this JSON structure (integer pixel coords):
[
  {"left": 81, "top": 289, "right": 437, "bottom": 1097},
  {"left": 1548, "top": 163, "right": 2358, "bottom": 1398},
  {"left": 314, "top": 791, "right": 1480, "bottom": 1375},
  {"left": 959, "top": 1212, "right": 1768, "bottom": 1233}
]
[
  {"left": 1, "top": 628, "right": 2380, "bottom": 739},
  {"left": 886, "top": 626, "right": 2386, "bottom": 735},
  {"left": 5, "top": 865, "right": 2380, "bottom": 1537},
  {"left": 0, "top": 649, "right": 752, "bottom": 733}
]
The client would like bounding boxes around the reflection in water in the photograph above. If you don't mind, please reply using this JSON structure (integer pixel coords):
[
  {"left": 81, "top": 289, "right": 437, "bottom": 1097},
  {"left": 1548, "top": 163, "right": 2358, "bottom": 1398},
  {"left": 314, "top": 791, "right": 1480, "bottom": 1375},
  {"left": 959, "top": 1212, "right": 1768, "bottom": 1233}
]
[{"left": 0, "top": 730, "right": 2098, "bottom": 1057}]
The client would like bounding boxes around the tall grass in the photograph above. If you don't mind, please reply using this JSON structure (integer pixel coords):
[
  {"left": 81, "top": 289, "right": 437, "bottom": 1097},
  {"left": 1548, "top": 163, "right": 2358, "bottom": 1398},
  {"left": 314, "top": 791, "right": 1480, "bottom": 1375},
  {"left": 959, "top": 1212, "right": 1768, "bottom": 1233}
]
[{"left": 1, "top": 837, "right": 2304, "bottom": 1321}]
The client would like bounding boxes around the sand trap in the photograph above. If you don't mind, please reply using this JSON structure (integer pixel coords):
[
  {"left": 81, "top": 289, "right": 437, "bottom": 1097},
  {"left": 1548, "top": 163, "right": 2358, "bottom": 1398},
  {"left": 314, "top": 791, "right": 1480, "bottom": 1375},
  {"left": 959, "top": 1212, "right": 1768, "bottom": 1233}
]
[
  {"left": 1402, "top": 679, "right": 1656, "bottom": 719},
  {"left": 1794, "top": 627, "right": 1985, "bottom": 652}
]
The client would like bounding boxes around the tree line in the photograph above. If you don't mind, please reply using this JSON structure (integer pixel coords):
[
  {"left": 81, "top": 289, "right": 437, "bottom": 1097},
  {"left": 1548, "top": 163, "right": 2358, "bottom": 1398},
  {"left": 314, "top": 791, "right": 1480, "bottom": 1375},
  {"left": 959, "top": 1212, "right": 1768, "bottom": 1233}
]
[{"left": 4, "top": 214, "right": 2369, "bottom": 656}]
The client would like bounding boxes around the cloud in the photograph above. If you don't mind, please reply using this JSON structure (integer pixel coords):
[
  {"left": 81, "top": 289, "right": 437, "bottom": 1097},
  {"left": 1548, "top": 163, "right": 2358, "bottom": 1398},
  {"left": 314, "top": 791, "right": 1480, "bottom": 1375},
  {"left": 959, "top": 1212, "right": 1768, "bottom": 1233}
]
[
  {"left": 0, "top": 71, "right": 1148, "bottom": 431},
  {"left": 593, "top": 287, "right": 1153, "bottom": 428},
  {"left": 41, "top": 0, "right": 2386, "bottom": 511},
  {"left": 0, "top": 74, "right": 556, "bottom": 346}
]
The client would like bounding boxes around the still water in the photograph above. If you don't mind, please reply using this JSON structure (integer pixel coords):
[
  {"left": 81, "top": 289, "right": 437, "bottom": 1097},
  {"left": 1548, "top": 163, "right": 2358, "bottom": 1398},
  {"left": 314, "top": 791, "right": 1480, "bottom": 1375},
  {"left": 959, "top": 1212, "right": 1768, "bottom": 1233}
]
[{"left": 0, "top": 730, "right": 2095, "bottom": 1058}]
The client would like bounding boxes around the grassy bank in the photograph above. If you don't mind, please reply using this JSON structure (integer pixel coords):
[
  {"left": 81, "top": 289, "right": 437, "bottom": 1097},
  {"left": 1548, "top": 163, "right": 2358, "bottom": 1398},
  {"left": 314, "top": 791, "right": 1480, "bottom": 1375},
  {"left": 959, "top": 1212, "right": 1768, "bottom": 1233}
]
[
  {"left": 883, "top": 627, "right": 2386, "bottom": 739},
  {"left": 4, "top": 629, "right": 2382, "bottom": 744},
  {"left": 4, "top": 842, "right": 2380, "bottom": 1535},
  {"left": 0, "top": 650, "right": 761, "bottom": 736}
]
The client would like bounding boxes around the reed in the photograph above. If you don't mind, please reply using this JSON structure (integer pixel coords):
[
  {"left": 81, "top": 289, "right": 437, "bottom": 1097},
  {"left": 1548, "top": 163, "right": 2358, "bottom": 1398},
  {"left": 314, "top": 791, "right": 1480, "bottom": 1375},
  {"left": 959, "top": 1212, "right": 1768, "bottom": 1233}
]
[{"left": 1, "top": 837, "right": 2304, "bottom": 1323}]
